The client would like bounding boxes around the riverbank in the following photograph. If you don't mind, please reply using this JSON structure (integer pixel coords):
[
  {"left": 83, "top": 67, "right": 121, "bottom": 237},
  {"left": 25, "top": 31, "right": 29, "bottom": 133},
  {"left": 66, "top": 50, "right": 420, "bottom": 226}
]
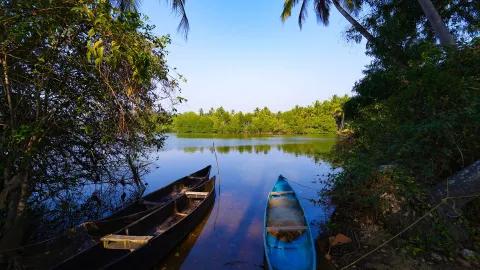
[
  {"left": 319, "top": 204, "right": 480, "bottom": 269},
  {"left": 319, "top": 137, "right": 480, "bottom": 269}
]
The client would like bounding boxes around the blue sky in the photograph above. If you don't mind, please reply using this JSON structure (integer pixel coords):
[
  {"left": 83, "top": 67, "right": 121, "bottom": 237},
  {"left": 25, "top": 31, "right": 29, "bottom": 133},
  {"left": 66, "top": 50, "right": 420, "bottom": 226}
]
[{"left": 141, "top": 0, "right": 371, "bottom": 113}]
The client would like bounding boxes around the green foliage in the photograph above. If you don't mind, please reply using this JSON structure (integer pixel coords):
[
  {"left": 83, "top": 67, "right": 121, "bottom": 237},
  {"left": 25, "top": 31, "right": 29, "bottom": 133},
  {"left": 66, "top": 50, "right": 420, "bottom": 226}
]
[
  {"left": 172, "top": 95, "right": 349, "bottom": 135},
  {"left": 0, "top": 0, "right": 180, "bottom": 246},
  {"left": 344, "top": 43, "right": 480, "bottom": 184},
  {"left": 329, "top": 0, "right": 480, "bottom": 255}
]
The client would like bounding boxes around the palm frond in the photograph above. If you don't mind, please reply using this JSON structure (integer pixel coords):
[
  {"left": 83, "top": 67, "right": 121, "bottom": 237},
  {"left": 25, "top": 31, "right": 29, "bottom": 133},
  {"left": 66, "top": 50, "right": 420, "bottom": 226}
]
[
  {"left": 314, "top": 0, "right": 331, "bottom": 26},
  {"left": 166, "top": 0, "right": 190, "bottom": 39},
  {"left": 113, "top": 0, "right": 140, "bottom": 12},
  {"left": 298, "top": 0, "right": 310, "bottom": 29},
  {"left": 281, "top": 0, "right": 299, "bottom": 22},
  {"left": 343, "top": 0, "right": 362, "bottom": 16}
]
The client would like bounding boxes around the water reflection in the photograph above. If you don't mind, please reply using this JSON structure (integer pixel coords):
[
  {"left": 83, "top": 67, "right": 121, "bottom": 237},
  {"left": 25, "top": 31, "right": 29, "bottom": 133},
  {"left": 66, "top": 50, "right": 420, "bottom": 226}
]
[
  {"left": 170, "top": 135, "right": 335, "bottom": 164},
  {"left": 147, "top": 134, "right": 337, "bottom": 269},
  {"left": 155, "top": 207, "right": 213, "bottom": 270}
]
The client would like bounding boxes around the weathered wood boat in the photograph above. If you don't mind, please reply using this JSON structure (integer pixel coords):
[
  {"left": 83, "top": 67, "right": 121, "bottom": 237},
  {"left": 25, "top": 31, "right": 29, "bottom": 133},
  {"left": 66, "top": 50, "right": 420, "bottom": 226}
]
[
  {"left": 53, "top": 176, "right": 216, "bottom": 269},
  {"left": 264, "top": 175, "right": 316, "bottom": 270},
  {"left": 0, "top": 166, "right": 211, "bottom": 269},
  {"left": 107, "top": 165, "right": 212, "bottom": 219}
]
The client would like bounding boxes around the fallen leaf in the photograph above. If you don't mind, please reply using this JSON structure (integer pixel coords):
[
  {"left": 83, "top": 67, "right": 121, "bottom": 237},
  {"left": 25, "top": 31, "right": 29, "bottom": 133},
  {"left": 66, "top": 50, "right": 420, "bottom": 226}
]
[{"left": 329, "top": 233, "right": 352, "bottom": 247}]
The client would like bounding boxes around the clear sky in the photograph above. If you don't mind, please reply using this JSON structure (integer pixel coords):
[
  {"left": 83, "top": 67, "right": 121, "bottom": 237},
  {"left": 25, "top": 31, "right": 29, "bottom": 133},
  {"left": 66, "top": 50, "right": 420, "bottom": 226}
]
[{"left": 140, "top": 0, "right": 371, "bottom": 113}]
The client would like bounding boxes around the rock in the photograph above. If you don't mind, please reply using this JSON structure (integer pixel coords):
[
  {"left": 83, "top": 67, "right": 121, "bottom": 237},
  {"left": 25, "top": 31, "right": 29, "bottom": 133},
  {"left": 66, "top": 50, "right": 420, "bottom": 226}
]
[
  {"left": 461, "top": 249, "right": 477, "bottom": 260},
  {"left": 457, "top": 257, "right": 472, "bottom": 268},
  {"left": 378, "top": 164, "right": 396, "bottom": 173},
  {"left": 431, "top": 252, "right": 443, "bottom": 262}
]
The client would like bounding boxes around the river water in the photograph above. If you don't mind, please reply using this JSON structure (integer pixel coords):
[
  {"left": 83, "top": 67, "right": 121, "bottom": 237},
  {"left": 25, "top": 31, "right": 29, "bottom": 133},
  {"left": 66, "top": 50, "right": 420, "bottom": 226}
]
[{"left": 142, "top": 134, "right": 337, "bottom": 269}]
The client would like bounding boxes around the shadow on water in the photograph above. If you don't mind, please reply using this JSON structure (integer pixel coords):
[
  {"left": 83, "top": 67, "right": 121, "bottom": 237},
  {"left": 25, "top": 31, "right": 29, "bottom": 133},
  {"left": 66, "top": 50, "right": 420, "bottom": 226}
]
[{"left": 154, "top": 207, "right": 214, "bottom": 270}]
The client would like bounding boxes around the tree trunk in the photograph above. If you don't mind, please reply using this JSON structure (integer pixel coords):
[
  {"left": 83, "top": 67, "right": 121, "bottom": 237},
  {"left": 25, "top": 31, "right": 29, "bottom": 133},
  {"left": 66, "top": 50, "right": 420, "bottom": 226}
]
[
  {"left": 126, "top": 154, "right": 143, "bottom": 188},
  {"left": 0, "top": 172, "right": 30, "bottom": 250},
  {"left": 331, "top": 0, "right": 376, "bottom": 44},
  {"left": 340, "top": 112, "right": 345, "bottom": 130},
  {"left": 1, "top": 52, "right": 14, "bottom": 127},
  {"left": 416, "top": 0, "right": 456, "bottom": 46}
]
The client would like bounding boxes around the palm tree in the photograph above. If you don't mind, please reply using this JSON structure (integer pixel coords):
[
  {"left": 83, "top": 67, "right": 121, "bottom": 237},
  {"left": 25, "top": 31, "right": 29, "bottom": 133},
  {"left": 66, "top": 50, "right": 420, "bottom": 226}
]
[
  {"left": 416, "top": 0, "right": 456, "bottom": 46},
  {"left": 281, "top": 0, "right": 376, "bottom": 45},
  {"left": 113, "top": 0, "right": 190, "bottom": 37}
]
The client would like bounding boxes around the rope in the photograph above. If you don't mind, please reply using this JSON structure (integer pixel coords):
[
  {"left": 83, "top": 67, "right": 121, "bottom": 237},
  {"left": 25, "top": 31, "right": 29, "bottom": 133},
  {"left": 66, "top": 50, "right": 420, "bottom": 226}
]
[
  {"left": 340, "top": 201, "right": 444, "bottom": 270},
  {"left": 286, "top": 178, "right": 319, "bottom": 191},
  {"left": 341, "top": 193, "right": 480, "bottom": 269}
]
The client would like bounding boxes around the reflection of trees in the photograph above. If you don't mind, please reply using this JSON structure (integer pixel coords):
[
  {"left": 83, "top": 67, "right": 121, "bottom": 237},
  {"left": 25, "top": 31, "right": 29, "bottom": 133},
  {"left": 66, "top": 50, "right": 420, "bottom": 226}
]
[
  {"left": 28, "top": 164, "right": 148, "bottom": 243},
  {"left": 182, "top": 141, "right": 335, "bottom": 163}
]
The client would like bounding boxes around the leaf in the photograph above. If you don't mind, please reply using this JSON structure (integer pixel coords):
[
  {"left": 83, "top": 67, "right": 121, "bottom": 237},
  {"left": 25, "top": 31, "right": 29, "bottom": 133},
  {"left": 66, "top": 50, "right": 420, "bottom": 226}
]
[
  {"left": 97, "top": 46, "right": 104, "bottom": 61},
  {"left": 93, "top": 39, "right": 103, "bottom": 49},
  {"left": 329, "top": 233, "right": 352, "bottom": 247},
  {"left": 88, "top": 28, "right": 95, "bottom": 37}
]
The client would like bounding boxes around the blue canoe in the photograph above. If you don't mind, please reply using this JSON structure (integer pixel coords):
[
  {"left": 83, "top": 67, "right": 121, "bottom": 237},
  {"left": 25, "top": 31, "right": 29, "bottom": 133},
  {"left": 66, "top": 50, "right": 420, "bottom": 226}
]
[{"left": 264, "top": 175, "right": 316, "bottom": 270}]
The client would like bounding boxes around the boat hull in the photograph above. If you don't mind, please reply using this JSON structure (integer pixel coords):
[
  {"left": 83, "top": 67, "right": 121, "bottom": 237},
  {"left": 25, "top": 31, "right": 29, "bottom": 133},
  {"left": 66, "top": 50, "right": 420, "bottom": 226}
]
[
  {"left": 264, "top": 175, "right": 316, "bottom": 270},
  {"left": 53, "top": 177, "right": 216, "bottom": 269}
]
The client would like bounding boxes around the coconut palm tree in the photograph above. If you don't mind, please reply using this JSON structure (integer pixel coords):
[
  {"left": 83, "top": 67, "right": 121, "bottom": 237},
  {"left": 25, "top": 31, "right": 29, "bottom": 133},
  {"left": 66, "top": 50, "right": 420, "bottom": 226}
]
[
  {"left": 281, "top": 0, "right": 376, "bottom": 44},
  {"left": 416, "top": 0, "right": 456, "bottom": 46},
  {"left": 113, "top": 0, "right": 190, "bottom": 37},
  {"left": 282, "top": 0, "right": 456, "bottom": 48}
]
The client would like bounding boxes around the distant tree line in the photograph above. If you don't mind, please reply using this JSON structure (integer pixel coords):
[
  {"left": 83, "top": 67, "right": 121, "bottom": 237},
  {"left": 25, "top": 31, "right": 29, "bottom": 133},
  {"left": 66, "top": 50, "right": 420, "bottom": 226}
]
[{"left": 172, "top": 95, "right": 349, "bottom": 134}]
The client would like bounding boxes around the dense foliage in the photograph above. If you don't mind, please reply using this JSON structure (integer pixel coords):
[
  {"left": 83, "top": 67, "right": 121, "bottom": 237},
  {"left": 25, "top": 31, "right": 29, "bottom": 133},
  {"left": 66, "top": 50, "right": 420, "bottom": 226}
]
[
  {"left": 173, "top": 95, "right": 349, "bottom": 134},
  {"left": 0, "top": 0, "right": 179, "bottom": 249},
  {"left": 325, "top": 0, "right": 480, "bottom": 257}
]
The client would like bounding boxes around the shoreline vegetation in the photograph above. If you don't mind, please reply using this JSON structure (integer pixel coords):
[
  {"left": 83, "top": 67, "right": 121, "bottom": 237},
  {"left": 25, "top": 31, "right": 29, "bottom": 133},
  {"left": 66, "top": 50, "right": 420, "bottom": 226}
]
[
  {"left": 281, "top": 1, "right": 480, "bottom": 269},
  {"left": 171, "top": 95, "right": 349, "bottom": 135}
]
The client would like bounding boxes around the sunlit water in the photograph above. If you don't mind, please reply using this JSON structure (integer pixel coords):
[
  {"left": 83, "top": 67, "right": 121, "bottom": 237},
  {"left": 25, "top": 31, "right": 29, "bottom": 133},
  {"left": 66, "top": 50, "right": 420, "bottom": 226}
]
[{"left": 142, "top": 134, "right": 337, "bottom": 270}]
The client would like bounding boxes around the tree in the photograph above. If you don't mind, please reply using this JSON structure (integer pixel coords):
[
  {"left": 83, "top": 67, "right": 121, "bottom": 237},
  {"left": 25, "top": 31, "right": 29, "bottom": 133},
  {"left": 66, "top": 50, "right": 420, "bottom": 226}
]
[
  {"left": 416, "top": 0, "right": 456, "bottom": 46},
  {"left": 171, "top": 96, "right": 349, "bottom": 135},
  {"left": 0, "top": 0, "right": 180, "bottom": 250},
  {"left": 281, "top": 0, "right": 375, "bottom": 44},
  {"left": 115, "top": 0, "right": 190, "bottom": 37}
]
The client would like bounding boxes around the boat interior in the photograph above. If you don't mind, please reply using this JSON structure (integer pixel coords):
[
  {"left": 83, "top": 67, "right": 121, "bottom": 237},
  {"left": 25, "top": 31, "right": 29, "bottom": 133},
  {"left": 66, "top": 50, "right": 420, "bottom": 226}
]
[
  {"left": 264, "top": 177, "right": 315, "bottom": 270},
  {"left": 108, "top": 165, "right": 211, "bottom": 219}
]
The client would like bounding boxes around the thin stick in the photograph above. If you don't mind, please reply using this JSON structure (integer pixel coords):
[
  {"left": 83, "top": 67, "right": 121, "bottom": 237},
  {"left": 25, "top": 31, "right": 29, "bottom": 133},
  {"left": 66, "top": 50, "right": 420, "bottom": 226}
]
[{"left": 212, "top": 141, "right": 221, "bottom": 231}]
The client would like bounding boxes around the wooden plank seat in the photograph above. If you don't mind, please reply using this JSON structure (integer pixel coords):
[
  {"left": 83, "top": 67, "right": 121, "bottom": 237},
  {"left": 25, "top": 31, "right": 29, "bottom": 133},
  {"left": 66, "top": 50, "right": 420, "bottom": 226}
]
[
  {"left": 101, "top": 234, "right": 153, "bottom": 250},
  {"left": 187, "top": 176, "right": 206, "bottom": 180},
  {"left": 185, "top": 191, "right": 209, "bottom": 199},
  {"left": 270, "top": 191, "right": 294, "bottom": 196},
  {"left": 266, "top": 226, "right": 308, "bottom": 232}
]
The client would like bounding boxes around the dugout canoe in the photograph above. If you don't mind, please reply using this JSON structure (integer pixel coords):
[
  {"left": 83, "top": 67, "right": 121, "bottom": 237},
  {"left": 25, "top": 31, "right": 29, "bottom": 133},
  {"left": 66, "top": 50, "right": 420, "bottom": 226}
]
[
  {"left": 0, "top": 165, "right": 211, "bottom": 269},
  {"left": 106, "top": 165, "right": 212, "bottom": 219},
  {"left": 53, "top": 176, "right": 216, "bottom": 270},
  {"left": 264, "top": 175, "right": 316, "bottom": 270}
]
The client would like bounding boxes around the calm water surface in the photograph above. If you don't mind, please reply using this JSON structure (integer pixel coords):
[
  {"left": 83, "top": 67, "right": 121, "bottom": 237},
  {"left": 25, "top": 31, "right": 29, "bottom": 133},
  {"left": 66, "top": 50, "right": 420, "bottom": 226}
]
[{"left": 142, "top": 134, "right": 337, "bottom": 270}]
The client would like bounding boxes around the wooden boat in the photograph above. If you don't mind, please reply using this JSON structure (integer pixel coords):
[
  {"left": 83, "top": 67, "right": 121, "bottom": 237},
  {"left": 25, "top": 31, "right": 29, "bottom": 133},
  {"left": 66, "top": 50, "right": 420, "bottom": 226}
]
[
  {"left": 264, "top": 175, "right": 316, "bottom": 270},
  {"left": 1, "top": 166, "right": 211, "bottom": 269},
  {"left": 53, "top": 176, "right": 216, "bottom": 269},
  {"left": 107, "top": 165, "right": 212, "bottom": 219}
]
